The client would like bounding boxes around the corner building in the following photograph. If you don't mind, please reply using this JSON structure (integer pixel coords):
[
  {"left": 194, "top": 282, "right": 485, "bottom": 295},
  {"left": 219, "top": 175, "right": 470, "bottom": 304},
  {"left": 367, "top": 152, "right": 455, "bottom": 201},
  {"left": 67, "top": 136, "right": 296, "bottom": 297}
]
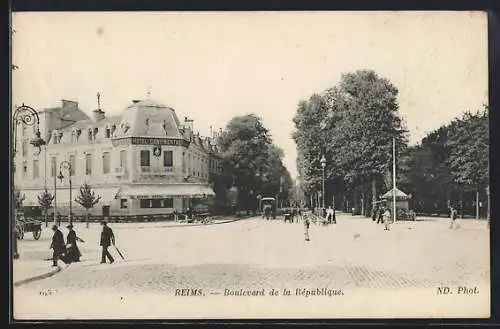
[{"left": 15, "top": 99, "right": 223, "bottom": 218}]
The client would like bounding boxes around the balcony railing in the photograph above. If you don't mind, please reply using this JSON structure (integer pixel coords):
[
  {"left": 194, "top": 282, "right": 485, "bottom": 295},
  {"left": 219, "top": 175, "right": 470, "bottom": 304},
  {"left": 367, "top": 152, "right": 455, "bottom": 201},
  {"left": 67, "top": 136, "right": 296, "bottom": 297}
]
[{"left": 140, "top": 166, "right": 175, "bottom": 174}]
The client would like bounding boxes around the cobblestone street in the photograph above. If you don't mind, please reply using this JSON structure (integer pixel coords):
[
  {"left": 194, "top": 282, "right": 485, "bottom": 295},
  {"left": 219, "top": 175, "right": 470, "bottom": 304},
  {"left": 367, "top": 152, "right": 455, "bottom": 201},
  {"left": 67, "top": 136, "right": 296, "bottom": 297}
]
[{"left": 13, "top": 214, "right": 490, "bottom": 319}]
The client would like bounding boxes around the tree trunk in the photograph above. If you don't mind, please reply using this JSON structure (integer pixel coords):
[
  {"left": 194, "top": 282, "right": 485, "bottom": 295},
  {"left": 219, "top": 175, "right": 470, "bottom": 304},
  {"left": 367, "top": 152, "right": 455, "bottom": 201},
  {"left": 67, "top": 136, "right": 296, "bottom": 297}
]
[
  {"left": 372, "top": 177, "right": 377, "bottom": 204},
  {"left": 86, "top": 211, "right": 89, "bottom": 229},
  {"left": 459, "top": 190, "right": 464, "bottom": 219},
  {"left": 476, "top": 188, "right": 480, "bottom": 220},
  {"left": 44, "top": 210, "right": 48, "bottom": 228},
  {"left": 361, "top": 192, "right": 365, "bottom": 217}
]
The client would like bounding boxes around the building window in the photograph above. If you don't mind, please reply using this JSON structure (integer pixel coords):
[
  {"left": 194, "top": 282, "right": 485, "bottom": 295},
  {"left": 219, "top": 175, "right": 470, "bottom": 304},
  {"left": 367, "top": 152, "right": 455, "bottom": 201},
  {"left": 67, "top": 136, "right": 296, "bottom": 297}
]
[
  {"left": 85, "top": 153, "right": 93, "bottom": 175},
  {"left": 120, "top": 150, "right": 127, "bottom": 169},
  {"left": 140, "top": 150, "right": 150, "bottom": 167},
  {"left": 69, "top": 155, "right": 76, "bottom": 176},
  {"left": 140, "top": 199, "right": 151, "bottom": 208},
  {"left": 120, "top": 199, "right": 128, "bottom": 209},
  {"left": 102, "top": 152, "right": 110, "bottom": 174},
  {"left": 88, "top": 128, "right": 93, "bottom": 142},
  {"left": 163, "top": 150, "right": 173, "bottom": 167},
  {"left": 22, "top": 161, "right": 28, "bottom": 177},
  {"left": 105, "top": 127, "right": 111, "bottom": 138},
  {"left": 51, "top": 157, "right": 57, "bottom": 177},
  {"left": 139, "top": 198, "right": 173, "bottom": 208},
  {"left": 164, "top": 198, "right": 174, "bottom": 208},
  {"left": 71, "top": 130, "right": 77, "bottom": 143},
  {"left": 53, "top": 132, "right": 60, "bottom": 144},
  {"left": 33, "top": 159, "right": 39, "bottom": 179},
  {"left": 151, "top": 199, "right": 162, "bottom": 208}
]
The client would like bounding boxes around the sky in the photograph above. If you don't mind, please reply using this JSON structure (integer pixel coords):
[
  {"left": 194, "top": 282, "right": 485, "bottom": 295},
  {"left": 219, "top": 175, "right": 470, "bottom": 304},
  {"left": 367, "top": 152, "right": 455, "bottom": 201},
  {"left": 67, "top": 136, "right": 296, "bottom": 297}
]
[{"left": 12, "top": 11, "right": 488, "bottom": 179}]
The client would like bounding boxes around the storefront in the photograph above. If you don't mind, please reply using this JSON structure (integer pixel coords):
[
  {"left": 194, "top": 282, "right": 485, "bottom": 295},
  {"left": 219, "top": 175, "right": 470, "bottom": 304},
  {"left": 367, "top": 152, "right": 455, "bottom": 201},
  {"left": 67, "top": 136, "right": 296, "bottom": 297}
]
[{"left": 117, "top": 184, "right": 215, "bottom": 215}]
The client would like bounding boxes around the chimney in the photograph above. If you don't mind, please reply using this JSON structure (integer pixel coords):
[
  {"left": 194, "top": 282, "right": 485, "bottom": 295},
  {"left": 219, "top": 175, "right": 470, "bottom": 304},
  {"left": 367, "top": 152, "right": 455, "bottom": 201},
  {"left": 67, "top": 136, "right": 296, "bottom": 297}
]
[
  {"left": 92, "top": 109, "right": 105, "bottom": 122},
  {"left": 184, "top": 117, "right": 194, "bottom": 131}
]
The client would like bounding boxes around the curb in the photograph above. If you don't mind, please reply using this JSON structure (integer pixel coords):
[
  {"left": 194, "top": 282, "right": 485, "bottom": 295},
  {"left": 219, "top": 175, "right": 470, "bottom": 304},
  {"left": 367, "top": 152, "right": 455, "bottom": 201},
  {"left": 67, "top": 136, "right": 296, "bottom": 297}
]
[
  {"left": 116, "top": 215, "right": 257, "bottom": 230},
  {"left": 14, "top": 265, "right": 62, "bottom": 287}
]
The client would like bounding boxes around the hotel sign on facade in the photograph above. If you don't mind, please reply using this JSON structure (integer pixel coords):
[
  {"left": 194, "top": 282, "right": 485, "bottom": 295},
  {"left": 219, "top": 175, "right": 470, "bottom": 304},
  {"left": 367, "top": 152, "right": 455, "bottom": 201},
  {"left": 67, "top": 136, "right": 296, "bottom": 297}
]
[{"left": 112, "top": 137, "right": 190, "bottom": 148}]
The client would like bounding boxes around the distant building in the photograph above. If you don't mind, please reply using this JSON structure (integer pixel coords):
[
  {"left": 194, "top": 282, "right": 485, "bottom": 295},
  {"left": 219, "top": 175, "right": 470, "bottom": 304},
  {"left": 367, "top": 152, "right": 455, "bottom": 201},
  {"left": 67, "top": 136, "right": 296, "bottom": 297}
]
[{"left": 14, "top": 98, "right": 224, "bottom": 218}]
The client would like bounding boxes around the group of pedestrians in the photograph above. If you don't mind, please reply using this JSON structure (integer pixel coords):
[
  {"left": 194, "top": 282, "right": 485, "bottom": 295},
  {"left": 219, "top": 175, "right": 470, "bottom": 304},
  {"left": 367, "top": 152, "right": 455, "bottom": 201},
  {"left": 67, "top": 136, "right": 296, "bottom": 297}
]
[
  {"left": 49, "top": 220, "right": 116, "bottom": 267},
  {"left": 372, "top": 205, "right": 392, "bottom": 231},
  {"left": 50, "top": 224, "right": 84, "bottom": 267}
]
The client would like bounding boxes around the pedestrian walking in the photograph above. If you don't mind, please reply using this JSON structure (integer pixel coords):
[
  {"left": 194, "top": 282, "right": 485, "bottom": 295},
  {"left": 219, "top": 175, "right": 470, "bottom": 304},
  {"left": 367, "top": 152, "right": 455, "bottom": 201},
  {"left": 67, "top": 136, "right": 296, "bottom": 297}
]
[
  {"left": 377, "top": 206, "right": 384, "bottom": 224},
  {"left": 100, "top": 221, "right": 115, "bottom": 264},
  {"left": 449, "top": 205, "right": 458, "bottom": 229},
  {"left": 304, "top": 215, "right": 310, "bottom": 241},
  {"left": 383, "top": 208, "right": 391, "bottom": 231},
  {"left": 371, "top": 205, "right": 378, "bottom": 221},
  {"left": 50, "top": 225, "right": 66, "bottom": 267},
  {"left": 66, "top": 224, "right": 84, "bottom": 263}
]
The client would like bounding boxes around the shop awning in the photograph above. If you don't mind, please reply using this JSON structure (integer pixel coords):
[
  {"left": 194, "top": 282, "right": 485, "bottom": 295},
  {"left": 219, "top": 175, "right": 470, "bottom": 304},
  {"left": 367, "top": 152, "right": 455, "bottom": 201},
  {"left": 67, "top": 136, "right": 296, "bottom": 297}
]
[
  {"left": 21, "top": 187, "right": 121, "bottom": 206},
  {"left": 119, "top": 184, "right": 215, "bottom": 198}
]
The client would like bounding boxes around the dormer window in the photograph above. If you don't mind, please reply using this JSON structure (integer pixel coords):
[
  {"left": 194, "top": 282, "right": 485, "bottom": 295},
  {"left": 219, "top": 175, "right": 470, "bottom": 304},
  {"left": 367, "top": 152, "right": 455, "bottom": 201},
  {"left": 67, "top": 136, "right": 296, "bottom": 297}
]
[
  {"left": 52, "top": 131, "right": 60, "bottom": 144},
  {"left": 121, "top": 121, "right": 130, "bottom": 134}
]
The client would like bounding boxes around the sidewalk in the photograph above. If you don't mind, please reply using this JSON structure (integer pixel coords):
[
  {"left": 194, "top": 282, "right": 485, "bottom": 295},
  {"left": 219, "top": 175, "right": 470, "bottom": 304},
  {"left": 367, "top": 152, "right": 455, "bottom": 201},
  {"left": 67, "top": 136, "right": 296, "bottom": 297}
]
[{"left": 13, "top": 259, "right": 65, "bottom": 287}]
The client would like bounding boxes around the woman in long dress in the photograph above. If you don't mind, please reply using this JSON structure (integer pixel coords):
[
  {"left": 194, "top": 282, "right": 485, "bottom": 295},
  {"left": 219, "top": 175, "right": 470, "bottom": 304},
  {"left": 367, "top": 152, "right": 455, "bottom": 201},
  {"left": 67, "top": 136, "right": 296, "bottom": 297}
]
[{"left": 66, "top": 224, "right": 83, "bottom": 263}]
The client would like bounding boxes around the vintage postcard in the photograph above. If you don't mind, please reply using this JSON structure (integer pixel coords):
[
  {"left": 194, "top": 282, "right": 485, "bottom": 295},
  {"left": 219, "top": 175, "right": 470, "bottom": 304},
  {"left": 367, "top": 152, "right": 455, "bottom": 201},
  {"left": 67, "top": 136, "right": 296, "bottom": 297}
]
[{"left": 11, "top": 11, "right": 489, "bottom": 319}]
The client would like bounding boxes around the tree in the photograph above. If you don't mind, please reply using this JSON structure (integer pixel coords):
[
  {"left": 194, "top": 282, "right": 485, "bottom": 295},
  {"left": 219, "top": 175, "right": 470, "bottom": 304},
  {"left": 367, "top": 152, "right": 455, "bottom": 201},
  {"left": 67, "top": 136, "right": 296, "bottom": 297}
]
[
  {"left": 397, "top": 106, "right": 488, "bottom": 218},
  {"left": 37, "top": 188, "right": 55, "bottom": 228},
  {"left": 293, "top": 70, "right": 408, "bottom": 214},
  {"left": 217, "top": 114, "right": 292, "bottom": 212},
  {"left": 209, "top": 160, "right": 234, "bottom": 215},
  {"left": 75, "top": 183, "right": 101, "bottom": 228},
  {"left": 445, "top": 109, "right": 489, "bottom": 219}
]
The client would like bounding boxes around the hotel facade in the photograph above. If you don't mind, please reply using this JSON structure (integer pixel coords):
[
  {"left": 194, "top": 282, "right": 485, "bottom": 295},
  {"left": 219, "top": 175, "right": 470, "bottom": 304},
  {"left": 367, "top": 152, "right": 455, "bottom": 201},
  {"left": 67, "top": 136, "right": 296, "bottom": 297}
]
[{"left": 14, "top": 98, "right": 223, "bottom": 218}]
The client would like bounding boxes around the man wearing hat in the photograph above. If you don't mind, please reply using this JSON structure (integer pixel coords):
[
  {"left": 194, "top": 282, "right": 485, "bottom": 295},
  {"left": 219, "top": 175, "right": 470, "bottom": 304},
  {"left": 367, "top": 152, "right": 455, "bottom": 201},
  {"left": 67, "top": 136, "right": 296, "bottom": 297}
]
[
  {"left": 100, "top": 221, "right": 115, "bottom": 264},
  {"left": 50, "top": 225, "right": 66, "bottom": 267},
  {"left": 66, "top": 224, "right": 83, "bottom": 263}
]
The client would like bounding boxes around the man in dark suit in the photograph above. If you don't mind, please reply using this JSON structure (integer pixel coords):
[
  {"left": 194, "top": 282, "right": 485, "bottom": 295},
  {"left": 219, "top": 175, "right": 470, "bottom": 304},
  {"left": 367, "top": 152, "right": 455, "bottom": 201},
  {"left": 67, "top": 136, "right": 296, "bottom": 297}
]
[
  {"left": 100, "top": 221, "right": 115, "bottom": 264},
  {"left": 50, "top": 225, "right": 66, "bottom": 267}
]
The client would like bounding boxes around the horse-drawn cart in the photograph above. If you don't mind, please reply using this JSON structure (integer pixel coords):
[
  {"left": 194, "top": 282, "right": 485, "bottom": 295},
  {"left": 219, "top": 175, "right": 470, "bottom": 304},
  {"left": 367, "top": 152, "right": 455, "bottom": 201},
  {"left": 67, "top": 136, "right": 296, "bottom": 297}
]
[{"left": 16, "top": 217, "right": 43, "bottom": 240}]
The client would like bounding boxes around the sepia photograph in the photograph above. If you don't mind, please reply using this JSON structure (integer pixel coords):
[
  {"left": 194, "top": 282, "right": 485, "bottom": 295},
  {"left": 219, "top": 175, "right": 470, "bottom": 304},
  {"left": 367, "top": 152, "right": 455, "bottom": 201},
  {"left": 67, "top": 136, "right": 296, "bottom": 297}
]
[{"left": 11, "top": 11, "right": 489, "bottom": 319}]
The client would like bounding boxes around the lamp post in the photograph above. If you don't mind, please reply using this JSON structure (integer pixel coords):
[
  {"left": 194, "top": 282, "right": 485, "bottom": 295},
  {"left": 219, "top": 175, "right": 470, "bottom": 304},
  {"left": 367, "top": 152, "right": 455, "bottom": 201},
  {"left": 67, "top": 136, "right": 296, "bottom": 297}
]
[
  {"left": 320, "top": 155, "right": 326, "bottom": 211},
  {"left": 12, "top": 104, "right": 46, "bottom": 259},
  {"left": 58, "top": 161, "right": 73, "bottom": 225}
]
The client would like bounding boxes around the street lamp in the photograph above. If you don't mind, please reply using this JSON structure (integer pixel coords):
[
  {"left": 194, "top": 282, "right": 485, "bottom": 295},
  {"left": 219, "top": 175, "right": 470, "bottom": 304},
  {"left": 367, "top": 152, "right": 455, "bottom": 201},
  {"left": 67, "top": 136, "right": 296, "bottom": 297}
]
[
  {"left": 320, "top": 155, "right": 326, "bottom": 211},
  {"left": 12, "top": 104, "right": 46, "bottom": 259},
  {"left": 58, "top": 161, "right": 73, "bottom": 225}
]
